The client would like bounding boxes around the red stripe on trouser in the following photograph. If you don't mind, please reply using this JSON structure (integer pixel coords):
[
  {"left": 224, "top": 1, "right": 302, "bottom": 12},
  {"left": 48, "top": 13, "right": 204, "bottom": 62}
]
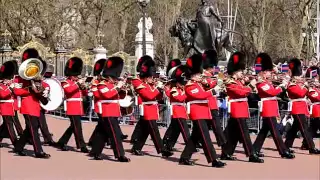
[
  {"left": 5, "top": 117, "right": 15, "bottom": 143},
  {"left": 177, "top": 119, "right": 188, "bottom": 142},
  {"left": 71, "top": 116, "right": 80, "bottom": 147},
  {"left": 268, "top": 117, "right": 283, "bottom": 154},
  {"left": 197, "top": 121, "right": 213, "bottom": 161},
  {"left": 148, "top": 121, "right": 161, "bottom": 152},
  {"left": 236, "top": 119, "right": 250, "bottom": 156},
  {"left": 106, "top": 118, "right": 120, "bottom": 157},
  {"left": 26, "top": 116, "right": 38, "bottom": 153},
  {"left": 296, "top": 115, "right": 312, "bottom": 148}
]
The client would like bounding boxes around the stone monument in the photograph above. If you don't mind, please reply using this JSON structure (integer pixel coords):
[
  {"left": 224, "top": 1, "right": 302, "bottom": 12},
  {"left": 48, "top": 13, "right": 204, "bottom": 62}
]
[
  {"left": 93, "top": 31, "right": 107, "bottom": 63},
  {"left": 135, "top": 17, "right": 154, "bottom": 60}
]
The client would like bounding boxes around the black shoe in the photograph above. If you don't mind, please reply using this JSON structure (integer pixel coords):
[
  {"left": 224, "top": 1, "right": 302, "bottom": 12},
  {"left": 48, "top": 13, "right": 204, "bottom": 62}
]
[
  {"left": 121, "top": 135, "right": 128, "bottom": 140},
  {"left": 87, "top": 141, "right": 93, "bottom": 147},
  {"left": 249, "top": 154, "right": 264, "bottom": 163},
  {"left": 118, "top": 156, "right": 130, "bottom": 162},
  {"left": 309, "top": 148, "right": 320, "bottom": 154},
  {"left": 255, "top": 152, "right": 264, "bottom": 157},
  {"left": 93, "top": 154, "right": 103, "bottom": 160},
  {"left": 0, "top": 144, "right": 3, "bottom": 148},
  {"left": 212, "top": 160, "right": 226, "bottom": 168},
  {"left": 58, "top": 144, "right": 69, "bottom": 151},
  {"left": 179, "top": 159, "right": 194, "bottom": 166},
  {"left": 281, "top": 152, "right": 295, "bottom": 159},
  {"left": 131, "top": 149, "right": 143, "bottom": 156},
  {"left": 44, "top": 141, "right": 57, "bottom": 147},
  {"left": 220, "top": 154, "right": 237, "bottom": 161},
  {"left": 81, "top": 147, "right": 89, "bottom": 153},
  {"left": 300, "top": 144, "right": 308, "bottom": 150},
  {"left": 35, "top": 152, "right": 51, "bottom": 159},
  {"left": 288, "top": 149, "right": 295, "bottom": 153},
  {"left": 162, "top": 150, "right": 174, "bottom": 157},
  {"left": 14, "top": 150, "right": 27, "bottom": 156}
]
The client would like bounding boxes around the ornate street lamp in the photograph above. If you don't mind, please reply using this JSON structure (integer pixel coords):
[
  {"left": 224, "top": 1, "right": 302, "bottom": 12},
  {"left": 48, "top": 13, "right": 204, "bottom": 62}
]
[
  {"left": 0, "top": 29, "right": 13, "bottom": 65},
  {"left": 54, "top": 33, "right": 67, "bottom": 77},
  {"left": 137, "top": 0, "right": 150, "bottom": 56}
]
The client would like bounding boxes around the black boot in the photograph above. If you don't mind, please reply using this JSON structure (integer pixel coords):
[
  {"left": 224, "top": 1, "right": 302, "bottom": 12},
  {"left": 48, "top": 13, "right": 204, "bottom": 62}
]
[
  {"left": 281, "top": 151, "right": 295, "bottom": 159},
  {"left": 212, "top": 160, "right": 226, "bottom": 168},
  {"left": 14, "top": 150, "right": 27, "bottom": 156},
  {"left": 56, "top": 143, "right": 69, "bottom": 151},
  {"left": 44, "top": 140, "right": 57, "bottom": 147},
  {"left": 220, "top": 154, "right": 237, "bottom": 161},
  {"left": 81, "top": 147, "right": 89, "bottom": 153},
  {"left": 249, "top": 154, "right": 264, "bottom": 163},
  {"left": 131, "top": 149, "right": 144, "bottom": 156},
  {"left": 35, "top": 152, "right": 51, "bottom": 159},
  {"left": 162, "top": 150, "right": 174, "bottom": 157},
  {"left": 121, "top": 135, "right": 128, "bottom": 140},
  {"left": 300, "top": 143, "right": 308, "bottom": 150},
  {"left": 118, "top": 156, "right": 130, "bottom": 162},
  {"left": 255, "top": 151, "right": 264, "bottom": 157},
  {"left": 0, "top": 144, "right": 3, "bottom": 148},
  {"left": 309, "top": 148, "right": 320, "bottom": 154},
  {"left": 179, "top": 159, "right": 194, "bottom": 166},
  {"left": 288, "top": 149, "right": 295, "bottom": 153}
]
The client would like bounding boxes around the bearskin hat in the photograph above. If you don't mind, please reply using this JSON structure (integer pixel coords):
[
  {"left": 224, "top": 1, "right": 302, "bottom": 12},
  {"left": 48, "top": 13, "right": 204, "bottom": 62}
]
[
  {"left": 202, "top": 49, "right": 218, "bottom": 69},
  {"left": 288, "top": 58, "right": 302, "bottom": 77},
  {"left": 0, "top": 60, "right": 18, "bottom": 80},
  {"left": 102, "top": 56, "right": 124, "bottom": 78},
  {"left": 185, "top": 54, "right": 203, "bottom": 77},
  {"left": 136, "top": 55, "right": 153, "bottom": 73},
  {"left": 139, "top": 57, "right": 156, "bottom": 78},
  {"left": 227, "top": 52, "right": 246, "bottom": 75},
  {"left": 93, "top": 58, "right": 107, "bottom": 76},
  {"left": 166, "top": 59, "right": 181, "bottom": 76},
  {"left": 256, "top": 53, "right": 273, "bottom": 71},
  {"left": 168, "top": 65, "right": 188, "bottom": 84},
  {"left": 305, "top": 66, "right": 320, "bottom": 79},
  {"left": 22, "top": 48, "right": 40, "bottom": 62},
  {"left": 64, "top": 57, "right": 83, "bottom": 76}
]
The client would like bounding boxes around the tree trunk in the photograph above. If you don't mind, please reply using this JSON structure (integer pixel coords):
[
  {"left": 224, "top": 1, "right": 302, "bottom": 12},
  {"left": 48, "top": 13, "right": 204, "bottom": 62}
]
[
  {"left": 171, "top": 0, "right": 182, "bottom": 59},
  {"left": 118, "top": 14, "right": 128, "bottom": 52}
]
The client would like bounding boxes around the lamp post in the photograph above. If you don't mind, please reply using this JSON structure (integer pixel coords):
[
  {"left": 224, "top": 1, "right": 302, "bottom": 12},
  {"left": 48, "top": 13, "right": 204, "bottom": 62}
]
[
  {"left": 54, "top": 33, "right": 67, "bottom": 76},
  {"left": 0, "top": 29, "right": 13, "bottom": 65},
  {"left": 137, "top": 0, "right": 150, "bottom": 56}
]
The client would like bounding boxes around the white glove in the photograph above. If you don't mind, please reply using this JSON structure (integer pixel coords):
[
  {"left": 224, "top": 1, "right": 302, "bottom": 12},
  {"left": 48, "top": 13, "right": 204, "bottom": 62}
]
[
  {"left": 42, "top": 90, "right": 49, "bottom": 98},
  {"left": 116, "top": 81, "right": 125, "bottom": 88},
  {"left": 9, "top": 83, "right": 14, "bottom": 89},
  {"left": 78, "top": 79, "right": 85, "bottom": 85},
  {"left": 156, "top": 81, "right": 164, "bottom": 89}
]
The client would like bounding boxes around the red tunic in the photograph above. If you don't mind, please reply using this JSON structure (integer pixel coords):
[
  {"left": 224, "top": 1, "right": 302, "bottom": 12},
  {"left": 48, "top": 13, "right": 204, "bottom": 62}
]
[
  {"left": 132, "top": 78, "right": 143, "bottom": 105},
  {"left": 287, "top": 81, "right": 309, "bottom": 115},
  {"left": 308, "top": 88, "right": 320, "bottom": 118},
  {"left": 185, "top": 80, "right": 212, "bottom": 120},
  {"left": 61, "top": 78, "right": 84, "bottom": 116},
  {"left": 0, "top": 83, "right": 15, "bottom": 116},
  {"left": 165, "top": 86, "right": 188, "bottom": 119},
  {"left": 203, "top": 70, "right": 218, "bottom": 110},
  {"left": 256, "top": 80, "right": 282, "bottom": 117},
  {"left": 135, "top": 82, "right": 162, "bottom": 120},
  {"left": 226, "top": 79, "right": 251, "bottom": 118},
  {"left": 98, "top": 80, "right": 121, "bottom": 117}
]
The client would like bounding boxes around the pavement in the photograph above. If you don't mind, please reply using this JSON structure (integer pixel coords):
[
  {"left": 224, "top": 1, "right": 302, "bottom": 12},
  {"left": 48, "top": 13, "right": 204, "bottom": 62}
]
[{"left": 1, "top": 115, "right": 319, "bottom": 180}]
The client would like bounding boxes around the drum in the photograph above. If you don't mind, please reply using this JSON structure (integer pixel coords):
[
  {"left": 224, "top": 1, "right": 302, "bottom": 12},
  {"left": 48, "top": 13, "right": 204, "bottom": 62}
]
[{"left": 40, "top": 78, "right": 64, "bottom": 111}]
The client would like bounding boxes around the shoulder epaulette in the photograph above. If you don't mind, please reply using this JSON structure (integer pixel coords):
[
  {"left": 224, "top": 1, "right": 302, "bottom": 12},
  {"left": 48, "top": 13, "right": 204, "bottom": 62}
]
[
  {"left": 136, "top": 84, "right": 146, "bottom": 89},
  {"left": 225, "top": 78, "right": 236, "bottom": 85}
]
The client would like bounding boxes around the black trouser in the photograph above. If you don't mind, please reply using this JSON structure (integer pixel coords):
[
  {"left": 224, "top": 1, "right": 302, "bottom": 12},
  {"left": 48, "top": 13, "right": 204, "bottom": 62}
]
[
  {"left": 90, "top": 117, "right": 125, "bottom": 158},
  {"left": 222, "top": 118, "right": 254, "bottom": 157},
  {"left": 15, "top": 115, "right": 44, "bottom": 154},
  {"left": 163, "top": 118, "right": 190, "bottom": 149},
  {"left": 0, "top": 116, "right": 18, "bottom": 144},
  {"left": 39, "top": 110, "right": 53, "bottom": 142},
  {"left": 130, "top": 116, "right": 143, "bottom": 143},
  {"left": 131, "top": 120, "right": 164, "bottom": 154},
  {"left": 180, "top": 120, "right": 217, "bottom": 163},
  {"left": 58, "top": 115, "right": 86, "bottom": 149},
  {"left": 13, "top": 111, "right": 23, "bottom": 135},
  {"left": 253, "top": 117, "right": 288, "bottom": 155},
  {"left": 285, "top": 114, "right": 315, "bottom": 149},
  {"left": 302, "top": 117, "right": 320, "bottom": 146},
  {"left": 206, "top": 110, "right": 227, "bottom": 146}
]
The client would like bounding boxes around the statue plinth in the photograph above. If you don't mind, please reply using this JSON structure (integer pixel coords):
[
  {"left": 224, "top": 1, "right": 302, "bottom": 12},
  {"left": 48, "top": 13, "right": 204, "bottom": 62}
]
[
  {"left": 93, "top": 46, "right": 108, "bottom": 63},
  {"left": 135, "top": 17, "right": 154, "bottom": 60}
]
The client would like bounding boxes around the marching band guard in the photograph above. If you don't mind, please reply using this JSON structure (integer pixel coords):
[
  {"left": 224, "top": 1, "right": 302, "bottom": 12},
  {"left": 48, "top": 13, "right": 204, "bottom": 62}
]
[
  {"left": 252, "top": 53, "right": 295, "bottom": 159},
  {"left": 0, "top": 61, "right": 19, "bottom": 147},
  {"left": 130, "top": 57, "right": 173, "bottom": 157},
  {"left": 162, "top": 62, "right": 191, "bottom": 151},
  {"left": 220, "top": 52, "right": 264, "bottom": 163},
  {"left": 284, "top": 59, "right": 320, "bottom": 154},
  {"left": 179, "top": 54, "right": 225, "bottom": 167},
  {"left": 202, "top": 49, "right": 227, "bottom": 147},
  {"left": 13, "top": 55, "right": 51, "bottom": 158},
  {"left": 89, "top": 57, "right": 130, "bottom": 162},
  {"left": 56, "top": 57, "right": 89, "bottom": 153}
]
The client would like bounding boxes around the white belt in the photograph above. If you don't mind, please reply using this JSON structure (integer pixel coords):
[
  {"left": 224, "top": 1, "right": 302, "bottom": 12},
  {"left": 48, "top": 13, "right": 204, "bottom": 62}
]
[
  {"left": 139, "top": 101, "right": 158, "bottom": 116},
  {"left": 0, "top": 99, "right": 14, "bottom": 103},
  {"left": 64, "top": 98, "right": 83, "bottom": 111},
  {"left": 258, "top": 97, "right": 278, "bottom": 112},
  {"left": 227, "top": 98, "right": 247, "bottom": 113},
  {"left": 17, "top": 96, "right": 21, "bottom": 108},
  {"left": 288, "top": 98, "right": 307, "bottom": 112},
  {"left": 98, "top": 100, "right": 119, "bottom": 114},
  {"left": 310, "top": 102, "right": 320, "bottom": 115},
  {"left": 170, "top": 102, "right": 186, "bottom": 115},
  {"left": 186, "top": 100, "right": 208, "bottom": 114}
]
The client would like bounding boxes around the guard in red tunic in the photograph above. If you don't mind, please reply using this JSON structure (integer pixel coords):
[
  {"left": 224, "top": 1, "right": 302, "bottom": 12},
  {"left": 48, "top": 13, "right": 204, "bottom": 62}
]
[
  {"left": 201, "top": 49, "right": 226, "bottom": 147},
  {"left": 163, "top": 62, "right": 191, "bottom": 151},
  {"left": 301, "top": 66, "right": 320, "bottom": 150},
  {"left": 89, "top": 57, "right": 130, "bottom": 162},
  {"left": 88, "top": 58, "right": 107, "bottom": 147},
  {"left": 220, "top": 52, "right": 264, "bottom": 163},
  {"left": 13, "top": 49, "right": 51, "bottom": 158},
  {"left": 179, "top": 54, "right": 225, "bottom": 167},
  {"left": 252, "top": 53, "right": 294, "bottom": 159},
  {"left": 130, "top": 57, "right": 173, "bottom": 157},
  {"left": 284, "top": 59, "right": 320, "bottom": 154},
  {"left": 56, "top": 57, "right": 89, "bottom": 153},
  {"left": 0, "top": 61, "right": 19, "bottom": 147}
]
